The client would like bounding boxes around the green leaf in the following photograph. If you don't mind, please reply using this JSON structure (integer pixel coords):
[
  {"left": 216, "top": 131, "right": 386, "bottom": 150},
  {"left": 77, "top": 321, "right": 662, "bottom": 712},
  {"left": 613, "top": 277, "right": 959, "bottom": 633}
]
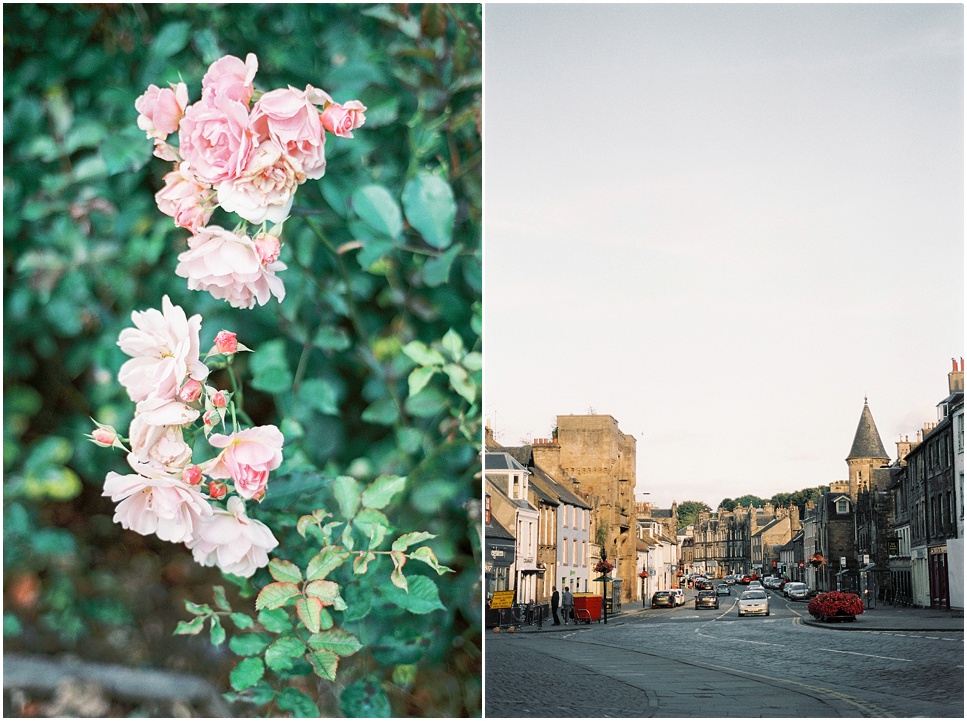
[
  {"left": 258, "top": 608, "right": 293, "bottom": 633},
  {"left": 313, "top": 326, "right": 352, "bottom": 351},
  {"left": 149, "top": 21, "right": 192, "bottom": 58},
  {"left": 276, "top": 688, "right": 320, "bottom": 717},
  {"left": 185, "top": 601, "right": 212, "bottom": 616},
  {"left": 228, "top": 632, "right": 271, "bottom": 657},
  {"left": 361, "top": 475, "right": 407, "bottom": 510},
  {"left": 307, "top": 628, "right": 362, "bottom": 657},
  {"left": 333, "top": 475, "right": 360, "bottom": 518},
  {"left": 305, "top": 580, "right": 342, "bottom": 608},
  {"left": 444, "top": 363, "right": 477, "bottom": 405},
  {"left": 391, "top": 531, "right": 434, "bottom": 552},
  {"left": 229, "top": 657, "right": 265, "bottom": 692},
  {"left": 255, "top": 582, "right": 301, "bottom": 610},
  {"left": 306, "top": 546, "right": 350, "bottom": 581},
  {"left": 229, "top": 613, "right": 254, "bottom": 630},
  {"left": 409, "top": 546, "right": 453, "bottom": 575},
  {"left": 306, "top": 649, "right": 339, "bottom": 681},
  {"left": 401, "top": 340, "right": 445, "bottom": 367},
  {"left": 268, "top": 559, "right": 303, "bottom": 584},
  {"left": 407, "top": 366, "right": 436, "bottom": 398},
  {"left": 296, "top": 597, "right": 323, "bottom": 634},
  {"left": 173, "top": 616, "right": 205, "bottom": 635},
  {"left": 382, "top": 575, "right": 446, "bottom": 615},
  {"left": 209, "top": 615, "right": 226, "bottom": 646},
  {"left": 351, "top": 185, "right": 402, "bottom": 240},
  {"left": 361, "top": 398, "right": 399, "bottom": 426},
  {"left": 422, "top": 244, "right": 463, "bottom": 287},
  {"left": 353, "top": 508, "right": 389, "bottom": 548},
  {"left": 212, "top": 586, "right": 231, "bottom": 612},
  {"left": 264, "top": 635, "right": 305, "bottom": 673},
  {"left": 100, "top": 126, "right": 152, "bottom": 175},
  {"left": 297, "top": 377, "right": 340, "bottom": 415},
  {"left": 440, "top": 329, "right": 466, "bottom": 360},
  {"left": 250, "top": 339, "right": 293, "bottom": 394},
  {"left": 340, "top": 677, "right": 392, "bottom": 718},
  {"left": 402, "top": 172, "right": 456, "bottom": 249}
]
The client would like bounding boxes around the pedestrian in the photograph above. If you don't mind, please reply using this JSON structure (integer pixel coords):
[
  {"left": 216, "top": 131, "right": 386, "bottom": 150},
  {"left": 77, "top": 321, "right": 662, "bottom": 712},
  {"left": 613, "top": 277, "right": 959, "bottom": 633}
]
[
  {"left": 551, "top": 586, "right": 561, "bottom": 626},
  {"left": 562, "top": 586, "right": 574, "bottom": 625}
]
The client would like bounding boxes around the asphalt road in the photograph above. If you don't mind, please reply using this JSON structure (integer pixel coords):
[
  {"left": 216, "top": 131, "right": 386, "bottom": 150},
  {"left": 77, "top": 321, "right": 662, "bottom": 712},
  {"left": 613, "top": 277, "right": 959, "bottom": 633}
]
[{"left": 485, "top": 589, "right": 964, "bottom": 718}]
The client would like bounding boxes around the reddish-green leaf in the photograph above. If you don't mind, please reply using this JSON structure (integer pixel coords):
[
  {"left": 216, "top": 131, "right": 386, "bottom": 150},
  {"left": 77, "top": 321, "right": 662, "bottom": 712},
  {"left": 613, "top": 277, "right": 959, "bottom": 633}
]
[
  {"left": 296, "top": 596, "right": 323, "bottom": 634},
  {"left": 307, "top": 628, "right": 362, "bottom": 657},
  {"left": 306, "top": 546, "right": 350, "bottom": 581},
  {"left": 269, "top": 558, "right": 303, "bottom": 584},
  {"left": 174, "top": 616, "right": 205, "bottom": 635},
  {"left": 305, "top": 579, "right": 340, "bottom": 606},
  {"left": 255, "top": 581, "right": 301, "bottom": 610}
]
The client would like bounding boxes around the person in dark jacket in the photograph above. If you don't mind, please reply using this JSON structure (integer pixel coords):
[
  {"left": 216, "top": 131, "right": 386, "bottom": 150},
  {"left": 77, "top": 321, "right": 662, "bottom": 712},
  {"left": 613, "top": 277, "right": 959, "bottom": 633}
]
[{"left": 551, "top": 586, "right": 561, "bottom": 626}]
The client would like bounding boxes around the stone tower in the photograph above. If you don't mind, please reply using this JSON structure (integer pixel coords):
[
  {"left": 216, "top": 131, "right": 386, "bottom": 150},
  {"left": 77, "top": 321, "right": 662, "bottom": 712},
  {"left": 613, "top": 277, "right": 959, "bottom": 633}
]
[{"left": 846, "top": 398, "right": 890, "bottom": 500}]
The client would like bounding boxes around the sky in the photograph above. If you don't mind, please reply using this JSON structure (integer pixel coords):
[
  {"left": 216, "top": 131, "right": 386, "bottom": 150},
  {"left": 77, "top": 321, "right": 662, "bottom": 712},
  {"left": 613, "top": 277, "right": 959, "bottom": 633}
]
[{"left": 483, "top": 3, "right": 964, "bottom": 510}]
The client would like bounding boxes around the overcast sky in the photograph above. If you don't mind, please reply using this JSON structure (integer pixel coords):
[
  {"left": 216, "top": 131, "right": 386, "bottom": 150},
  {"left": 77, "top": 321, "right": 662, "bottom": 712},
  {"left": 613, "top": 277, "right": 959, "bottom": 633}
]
[{"left": 483, "top": 3, "right": 964, "bottom": 509}]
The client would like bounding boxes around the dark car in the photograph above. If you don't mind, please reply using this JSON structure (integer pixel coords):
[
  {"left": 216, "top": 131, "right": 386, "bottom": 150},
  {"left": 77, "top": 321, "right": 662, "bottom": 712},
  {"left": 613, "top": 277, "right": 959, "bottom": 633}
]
[
  {"left": 652, "top": 591, "right": 674, "bottom": 608},
  {"left": 696, "top": 579, "right": 714, "bottom": 591},
  {"left": 695, "top": 590, "right": 719, "bottom": 609}
]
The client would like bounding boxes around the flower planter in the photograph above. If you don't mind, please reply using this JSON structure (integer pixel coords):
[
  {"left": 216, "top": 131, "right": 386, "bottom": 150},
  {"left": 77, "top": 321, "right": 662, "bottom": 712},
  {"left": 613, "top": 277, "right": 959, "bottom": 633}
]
[{"left": 807, "top": 591, "right": 864, "bottom": 621}]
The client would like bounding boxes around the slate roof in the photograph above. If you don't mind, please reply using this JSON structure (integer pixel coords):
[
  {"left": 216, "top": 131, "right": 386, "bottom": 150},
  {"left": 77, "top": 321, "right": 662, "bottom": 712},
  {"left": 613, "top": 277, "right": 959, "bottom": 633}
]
[
  {"left": 484, "top": 452, "right": 528, "bottom": 472},
  {"left": 485, "top": 510, "right": 515, "bottom": 541},
  {"left": 485, "top": 476, "right": 536, "bottom": 512},
  {"left": 847, "top": 401, "right": 890, "bottom": 461}
]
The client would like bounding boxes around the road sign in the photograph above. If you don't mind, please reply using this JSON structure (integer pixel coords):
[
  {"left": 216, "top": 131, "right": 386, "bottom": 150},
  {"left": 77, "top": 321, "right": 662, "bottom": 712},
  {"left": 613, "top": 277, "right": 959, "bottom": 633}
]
[{"left": 489, "top": 590, "right": 515, "bottom": 609}]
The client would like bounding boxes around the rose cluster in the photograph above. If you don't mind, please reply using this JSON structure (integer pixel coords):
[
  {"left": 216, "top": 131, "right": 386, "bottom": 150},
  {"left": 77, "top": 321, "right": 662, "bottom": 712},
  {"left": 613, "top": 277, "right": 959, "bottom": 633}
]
[
  {"left": 135, "top": 53, "right": 366, "bottom": 309},
  {"left": 90, "top": 296, "right": 284, "bottom": 577}
]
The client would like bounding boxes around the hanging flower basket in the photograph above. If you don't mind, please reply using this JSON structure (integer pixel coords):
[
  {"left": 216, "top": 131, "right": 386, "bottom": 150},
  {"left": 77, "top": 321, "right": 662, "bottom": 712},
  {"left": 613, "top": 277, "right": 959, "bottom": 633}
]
[
  {"left": 807, "top": 591, "right": 864, "bottom": 621},
  {"left": 808, "top": 553, "right": 826, "bottom": 568},
  {"left": 638, "top": 571, "right": 649, "bottom": 578},
  {"left": 593, "top": 560, "right": 614, "bottom": 574}
]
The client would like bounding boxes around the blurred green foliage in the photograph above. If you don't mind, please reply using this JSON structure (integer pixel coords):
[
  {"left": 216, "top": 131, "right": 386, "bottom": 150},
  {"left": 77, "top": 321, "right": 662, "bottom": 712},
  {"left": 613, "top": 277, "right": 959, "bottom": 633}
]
[{"left": 3, "top": 3, "right": 481, "bottom": 716}]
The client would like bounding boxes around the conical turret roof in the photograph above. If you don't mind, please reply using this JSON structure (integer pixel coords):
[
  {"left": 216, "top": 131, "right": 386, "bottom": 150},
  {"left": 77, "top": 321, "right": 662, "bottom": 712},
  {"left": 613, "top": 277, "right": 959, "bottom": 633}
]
[{"left": 847, "top": 399, "right": 889, "bottom": 461}]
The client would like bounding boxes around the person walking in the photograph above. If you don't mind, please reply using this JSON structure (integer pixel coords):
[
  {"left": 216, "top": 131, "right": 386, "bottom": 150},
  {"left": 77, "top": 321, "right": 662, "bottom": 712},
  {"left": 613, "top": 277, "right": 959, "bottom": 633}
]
[
  {"left": 550, "top": 586, "right": 561, "bottom": 626},
  {"left": 562, "top": 586, "right": 574, "bottom": 625}
]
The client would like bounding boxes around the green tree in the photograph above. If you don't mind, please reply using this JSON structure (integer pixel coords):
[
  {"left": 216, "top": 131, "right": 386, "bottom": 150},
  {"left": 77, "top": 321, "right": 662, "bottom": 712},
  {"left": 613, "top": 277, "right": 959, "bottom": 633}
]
[{"left": 676, "top": 500, "right": 712, "bottom": 529}]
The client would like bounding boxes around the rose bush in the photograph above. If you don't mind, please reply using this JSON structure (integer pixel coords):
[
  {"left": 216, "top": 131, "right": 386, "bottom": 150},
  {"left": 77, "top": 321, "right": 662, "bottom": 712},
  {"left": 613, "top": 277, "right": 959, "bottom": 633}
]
[{"left": 4, "top": 4, "right": 481, "bottom": 717}]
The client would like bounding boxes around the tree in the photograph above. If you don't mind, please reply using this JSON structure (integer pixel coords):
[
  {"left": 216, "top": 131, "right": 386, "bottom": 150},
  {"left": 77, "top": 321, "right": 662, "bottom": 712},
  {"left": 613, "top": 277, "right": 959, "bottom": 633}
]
[{"left": 677, "top": 500, "right": 712, "bottom": 529}]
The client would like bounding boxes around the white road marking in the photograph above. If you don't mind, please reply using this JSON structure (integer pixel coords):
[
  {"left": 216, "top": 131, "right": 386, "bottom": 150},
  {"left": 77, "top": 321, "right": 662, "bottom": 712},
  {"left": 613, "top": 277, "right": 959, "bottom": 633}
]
[
  {"left": 817, "top": 647, "right": 911, "bottom": 662},
  {"left": 730, "top": 638, "right": 784, "bottom": 647}
]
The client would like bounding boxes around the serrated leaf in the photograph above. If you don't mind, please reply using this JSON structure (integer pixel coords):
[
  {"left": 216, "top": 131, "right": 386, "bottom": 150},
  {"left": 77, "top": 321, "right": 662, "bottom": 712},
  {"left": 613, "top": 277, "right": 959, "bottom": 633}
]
[
  {"left": 209, "top": 615, "right": 226, "bottom": 646},
  {"left": 229, "top": 632, "right": 271, "bottom": 657},
  {"left": 269, "top": 559, "right": 303, "bottom": 584},
  {"left": 229, "top": 612, "right": 254, "bottom": 629},
  {"left": 361, "top": 475, "right": 407, "bottom": 510},
  {"left": 306, "top": 546, "right": 350, "bottom": 581},
  {"left": 257, "top": 608, "right": 293, "bottom": 633},
  {"left": 296, "top": 597, "right": 323, "bottom": 634},
  {"left": 173, "top": 616, "right": 205, "bottom": 635},
  {"left": 401, "top": 172, "right": 456, "bottom": 249},
  {"left": 307, "top": 649, "right": 339, "bottom": 682},
  {"left": 392, "top": 531, "right": 435, "bottom": 552},
  {"left": 382, "top": 575, "right": 446, "bottom": 614},
  {"left": 305, "top": 580, "right": 341, "bottom": 607},
  {"left": 401, "top": 340, "right": 445, "bottom": 367},
  {"left": 264, "top": 635, "right": 305, "bottom": 672},
  {"left": 333, "top": 476, "right": 360, "bottom": 518},
  {"left": 353, "top": 551, "right": 376, "bottom": 574},
  {"left": 255, "top": 582, "right": 301, "bottom": 610},
  {"left": 407, "top": 366, "right": 436, "bottom": 398},
  {"left": 409, "top": 546, "right": 453, "bottom": 575},
  {"left": 212, "top": 586, "right": 231, "bottom": 612},
  {"left": 307, "top": 628, "right": 362, "bottom": 657},
  {"left": 229, "top": 657, "right": 265, "bottom": 691}
]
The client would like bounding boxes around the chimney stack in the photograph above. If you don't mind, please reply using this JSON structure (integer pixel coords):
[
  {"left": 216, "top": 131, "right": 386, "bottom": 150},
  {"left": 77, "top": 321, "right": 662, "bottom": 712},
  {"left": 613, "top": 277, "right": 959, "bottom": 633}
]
[{"left": 949, "top": 357, "right": 964, "bottom": 393}]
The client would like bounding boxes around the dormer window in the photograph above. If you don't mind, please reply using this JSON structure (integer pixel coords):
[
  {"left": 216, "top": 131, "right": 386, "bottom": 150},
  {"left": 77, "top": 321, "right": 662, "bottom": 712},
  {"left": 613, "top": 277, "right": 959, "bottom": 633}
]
[
  {"left": 836, "top": 498, "right": 850, "bottom": 515},
  {"left": 512, "top": 474, "right": 520, "bottom": 499}
]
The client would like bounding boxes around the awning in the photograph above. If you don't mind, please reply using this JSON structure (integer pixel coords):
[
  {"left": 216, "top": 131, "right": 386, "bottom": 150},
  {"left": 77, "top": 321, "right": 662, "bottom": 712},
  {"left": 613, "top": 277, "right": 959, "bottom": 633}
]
[{"left": 859, "top": 564, "right": 890, "bottom": 573}]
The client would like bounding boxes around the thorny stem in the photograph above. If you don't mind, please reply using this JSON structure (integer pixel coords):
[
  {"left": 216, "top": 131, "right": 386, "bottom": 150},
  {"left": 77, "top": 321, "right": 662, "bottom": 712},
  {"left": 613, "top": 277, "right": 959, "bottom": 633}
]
[{"left": 227, "top": 364, "right": 254, "bottom": 427}]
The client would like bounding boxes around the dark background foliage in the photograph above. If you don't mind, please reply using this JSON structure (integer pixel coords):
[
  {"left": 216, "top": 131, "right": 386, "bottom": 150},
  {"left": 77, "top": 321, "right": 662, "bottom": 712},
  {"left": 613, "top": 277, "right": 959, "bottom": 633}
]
[{"left": 3, "top": 3, "right": 481, "bottom": 716}]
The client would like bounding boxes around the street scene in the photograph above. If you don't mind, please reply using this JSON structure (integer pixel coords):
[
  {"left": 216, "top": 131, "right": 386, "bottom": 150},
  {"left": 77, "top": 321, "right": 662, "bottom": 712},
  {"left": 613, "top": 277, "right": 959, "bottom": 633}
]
[{"left": 486, "top": 587, "right": 964, "bottom": 718}]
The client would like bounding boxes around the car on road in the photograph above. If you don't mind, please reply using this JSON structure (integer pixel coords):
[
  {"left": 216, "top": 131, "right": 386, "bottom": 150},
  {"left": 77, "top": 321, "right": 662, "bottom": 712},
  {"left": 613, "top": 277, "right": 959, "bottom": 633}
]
[
  {"left": 695, "top": 579, "right": 714, "bottom": 591},
  {"left": 715, "top": 583, "right": 731, "bottom": 596},
  {"left": 651, "top": 590, "right": 674, "bottom": 608},
  {"left": 784, "top": 582, "right": 809, "bottom": 600},
  {"left": 739, "top": 575, "right": 752, "bottom": 584},
  {"left": 723, "top": 575, "right": 737, "bottom": 585},
  {"left": 748, "top": 581, "right": 763, "bottom": 590},
  {"left": 763, "top": 577, "right": 782, "bottom": 590},
  {"left": 737, "top": 589, "right": 770, "bottom": 617},
  {"left": 695, "top": 590, "right": 719, "bottom": 609},
  {"left": 669, "top": 589, "right": 686, "bottom": 606}
]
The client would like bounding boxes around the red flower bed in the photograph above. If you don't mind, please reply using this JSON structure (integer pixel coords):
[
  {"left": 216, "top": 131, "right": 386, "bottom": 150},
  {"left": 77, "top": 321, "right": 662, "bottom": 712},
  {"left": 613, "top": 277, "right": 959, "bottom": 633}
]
[{"left": 807, "top": 591, "right": 864, "bottom": 619}]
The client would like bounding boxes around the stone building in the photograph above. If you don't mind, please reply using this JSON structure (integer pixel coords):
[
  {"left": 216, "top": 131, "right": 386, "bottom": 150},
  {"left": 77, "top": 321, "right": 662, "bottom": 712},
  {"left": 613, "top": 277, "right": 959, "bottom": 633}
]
[
  {"left": 691, "top": 503, "right": 798, "bottom": 576},
  {"left": 808, "top": 481, "right": 858, "bottom": 592},
  {"left": 847, "top": 399, "right": 891, "bottom": 499},
  {"left": 751, "top": 505, "right": 802, "bottom": 575}
]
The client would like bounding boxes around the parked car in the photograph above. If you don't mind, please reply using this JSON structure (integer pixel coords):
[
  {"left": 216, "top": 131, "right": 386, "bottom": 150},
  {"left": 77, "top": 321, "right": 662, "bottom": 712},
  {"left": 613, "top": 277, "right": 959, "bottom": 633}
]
[
  {"left": 715, "top": 584, "right": 731, "bottom": 596},
  {"left": 651, "top": 590, "right": 674, "bottom": 608},
  {"left": 737, "top": 589, "right": 770, "bottom": 617},
  {"left": 784, "top": 582, "right": 809, "bottom": 600},
  {"left": 763, "top": 577, "right": 782, "bottom": 590},
  {"left": 695, "top": 590, "right": 719, "bottom": 609},
  {"left": 670, "top": 589, "right": 686, "bottom": 606}
]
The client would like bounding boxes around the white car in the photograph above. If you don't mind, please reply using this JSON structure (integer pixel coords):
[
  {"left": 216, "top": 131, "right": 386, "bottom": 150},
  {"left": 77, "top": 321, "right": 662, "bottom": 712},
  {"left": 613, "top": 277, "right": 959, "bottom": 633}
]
[
  {"left": 748, "top": 581, "right": 763, "bottom": 590},
  {"left": 784, "top": 582, "right": 809, "bottom": 600},
  {"left": 738, "top": 589, "right": 770, "bottom": 617},
  {"left": 669, "top": 589, "right": 686, "bottom": 606}
]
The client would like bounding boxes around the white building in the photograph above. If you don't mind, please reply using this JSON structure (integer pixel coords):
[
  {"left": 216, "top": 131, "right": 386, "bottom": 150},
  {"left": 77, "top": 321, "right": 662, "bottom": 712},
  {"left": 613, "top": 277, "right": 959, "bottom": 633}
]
[{"left": 484, "top": 452, "right": 540, "bottom": 604}]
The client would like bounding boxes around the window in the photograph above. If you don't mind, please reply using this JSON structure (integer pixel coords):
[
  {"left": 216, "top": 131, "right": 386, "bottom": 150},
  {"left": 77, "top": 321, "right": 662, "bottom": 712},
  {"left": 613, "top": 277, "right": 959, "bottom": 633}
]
[
  {"left": 572, "top": 539, "right": 578, "bottom": 566},
  {"left": 836, "top": 498, "right": 849, "bottom": 515},
  {"left": 512, "top": 474, "right": 520, "bottom": 499},
  {"left": 562, "top": 535, "right": 569, "bottom": 564}
]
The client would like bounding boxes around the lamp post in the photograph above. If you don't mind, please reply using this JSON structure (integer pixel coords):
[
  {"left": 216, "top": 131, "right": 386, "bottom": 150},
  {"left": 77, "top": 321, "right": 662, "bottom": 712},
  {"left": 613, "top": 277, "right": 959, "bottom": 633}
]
[{"left": 639, "top": 570, "right": 648, "bottom": 608}]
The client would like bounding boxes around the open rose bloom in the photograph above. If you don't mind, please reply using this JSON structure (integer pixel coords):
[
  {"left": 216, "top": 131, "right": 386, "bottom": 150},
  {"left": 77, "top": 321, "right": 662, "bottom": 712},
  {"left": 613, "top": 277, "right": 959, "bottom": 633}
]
[
  {"left": 137, "top": 52, "right": 365, "bottom": 308},
  {"left": 188, "top": 497, "right": 279, "bottom": 577},
  {"left": 204, "top": 425, "right": 284, "bottom": 500}
]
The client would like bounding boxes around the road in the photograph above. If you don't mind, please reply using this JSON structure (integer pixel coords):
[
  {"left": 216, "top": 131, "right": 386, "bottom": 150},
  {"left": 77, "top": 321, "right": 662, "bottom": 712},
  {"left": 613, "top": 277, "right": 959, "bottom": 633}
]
[{"left": 485, "top": 589, "right": 964, "bottom": 717}]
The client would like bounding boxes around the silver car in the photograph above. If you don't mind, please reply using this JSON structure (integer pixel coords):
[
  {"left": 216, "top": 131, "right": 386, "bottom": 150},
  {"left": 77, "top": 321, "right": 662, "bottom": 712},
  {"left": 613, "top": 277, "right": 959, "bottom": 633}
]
[
  {"left": 784, "top": 582, "right": 809, "bottom": 601},
  {"left": 737, "top": 589, "right": 770, "bottom": 617}
]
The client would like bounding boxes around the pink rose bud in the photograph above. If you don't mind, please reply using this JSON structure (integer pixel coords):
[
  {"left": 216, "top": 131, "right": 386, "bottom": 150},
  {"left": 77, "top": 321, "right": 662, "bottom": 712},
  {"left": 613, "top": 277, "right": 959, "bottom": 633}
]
[
  {"left": 320, "top": 100, "right": 367, "bottom": 138},
  {"left": 214, "top": 330, "right": 238, "bottom": 354},
  {"left": 183, "top": 465, "right": 203, "bottom": 486},
  {"left": 91, "top": 427, "right": 118, "bottom": 447},
  {"left": 212, "top": 392, "right": 227, "bottom": 408},
  {"left": 252, "top": 488, "right": 266, "bottom": 503},
  {"left": 204, "top": 410, "right": 218, "bottom": 426},
  {"left": 179, "top": 379, "right": 203, "bottom": 403},
  {"left": 208, "top": 481, "right": 228, "bottom": 500},
  {"left": 253, "top": 233, "right": 281, "bottom": 265}
]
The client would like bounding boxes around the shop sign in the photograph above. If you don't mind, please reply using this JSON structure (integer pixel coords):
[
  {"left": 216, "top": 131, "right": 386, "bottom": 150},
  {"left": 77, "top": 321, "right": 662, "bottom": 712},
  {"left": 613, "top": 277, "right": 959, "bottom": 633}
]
[{"left": 929, "top": 545, "right": 947, "bottom": 556}]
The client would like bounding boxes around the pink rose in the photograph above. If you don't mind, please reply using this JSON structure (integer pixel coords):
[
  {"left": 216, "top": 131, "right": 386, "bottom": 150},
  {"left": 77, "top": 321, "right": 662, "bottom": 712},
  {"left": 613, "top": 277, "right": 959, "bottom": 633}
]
[
  {"left": 204, "top": 425, "right": 284, "bottom": 500},
  {"left": 321, "top": 100, "right": 367, "bottom": 139},
  {"left": 183, "top": 465, "right": 203, "bottom": 486},
  {"left": 179, "top": 378, "right": 203, "bottom": 403},
  {"left": 214, "top": 330, "right": 238, "bottom": 354},
  {"left": 128, "top": 398, "right": 199, "bottom": 473},
  {"left": 136, "top": 82, "right": 190, "bottom": 140},
  {"left": 175, "top": 226, "right": 286, "bottom": 309},
  {"left": 89, "top": 425, "right": 119, "bottom": 448},
  {"left": 155, "top": 162, "right": 215, "bottom": 233},
  {"left": 215, "top": 141, "right": 304, "bottom": 224},
  {"left": 211, "top": 391, "right": 227, "bottom": 408},
  {"left": 250, "top": 85, "right": 327, "bottom": 179},
  {"left": 103, "top": 454, "right": 212, "bottom": 544},
  {"left": 178, "top": 95, "right": 257, "bottom": 185},
  {"left": 254, "top": 233, "right": 281, "bottom": 264},
  {"left": 117, "top": 296, "right": 209, "bottom": 402},
  {"left": 201, "top": 53, "right": 258, "bottom": 106},
  {"left": 188, "top": 497, "right": 278, "bottom": 577}
]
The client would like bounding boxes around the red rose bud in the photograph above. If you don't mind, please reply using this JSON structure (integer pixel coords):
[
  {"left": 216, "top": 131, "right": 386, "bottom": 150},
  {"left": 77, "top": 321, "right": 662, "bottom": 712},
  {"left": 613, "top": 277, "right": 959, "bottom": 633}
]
[
  {"left": 214, "top": 330, "right": 238, "bottom": 354},
  {"left": 183, "top": 465, "right": 202, "bottom": 486},
  {"left": 212, "top": 391, "right": 227, "bottom": 408},
  {"left": 178, "top": 378, "right": 203, "bottom": 403},
  {"left": 90, "top": 426, "right": 118, "bottom": 447},
  {"left": 208, "top": 481, "right": 228, "bottom": 499}
]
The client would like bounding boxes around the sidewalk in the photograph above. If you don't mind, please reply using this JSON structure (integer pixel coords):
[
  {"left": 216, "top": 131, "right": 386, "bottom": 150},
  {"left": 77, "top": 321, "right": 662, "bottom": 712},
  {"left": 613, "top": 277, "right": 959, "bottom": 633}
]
[{"left": 799, "top": 603, "right": 964, "bottom": 632}]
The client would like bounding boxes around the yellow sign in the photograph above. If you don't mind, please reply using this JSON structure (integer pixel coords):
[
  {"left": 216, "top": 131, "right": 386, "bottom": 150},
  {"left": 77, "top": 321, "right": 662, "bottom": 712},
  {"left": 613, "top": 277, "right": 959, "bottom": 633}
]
[{"left": 489, "top": 590, "right": 516, "bottom": 609}]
